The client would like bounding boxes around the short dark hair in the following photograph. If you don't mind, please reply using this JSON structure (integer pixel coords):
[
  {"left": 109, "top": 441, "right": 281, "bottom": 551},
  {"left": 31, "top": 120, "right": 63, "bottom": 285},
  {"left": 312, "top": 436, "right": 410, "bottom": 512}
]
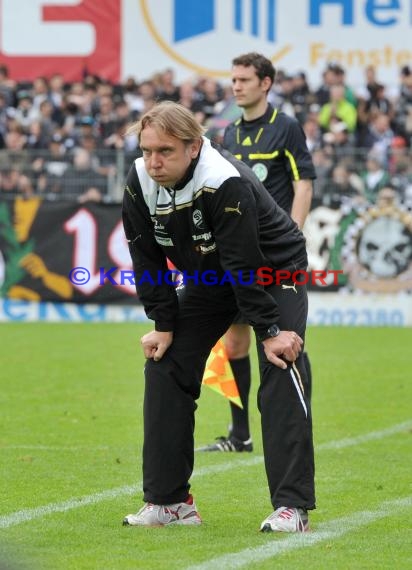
[{"left": 232, "top": 52, "right": 275, "bottom": 86}]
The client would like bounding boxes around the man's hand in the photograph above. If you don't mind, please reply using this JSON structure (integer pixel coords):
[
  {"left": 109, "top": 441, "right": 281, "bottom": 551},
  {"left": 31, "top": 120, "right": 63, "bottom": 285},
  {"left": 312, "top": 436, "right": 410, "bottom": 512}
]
[
  {"left": 141, "top": 331, "right": 173, "bottom": 361},
  {"left": 262, "top": 331, "right": 303, "bottom": 370}
]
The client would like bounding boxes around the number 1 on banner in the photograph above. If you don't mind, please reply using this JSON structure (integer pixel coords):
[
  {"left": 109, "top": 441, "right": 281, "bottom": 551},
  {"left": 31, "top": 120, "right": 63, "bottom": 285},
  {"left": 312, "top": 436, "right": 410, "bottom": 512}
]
[{"left": 64, "top": 209, "right": 134, "bottom": 296}]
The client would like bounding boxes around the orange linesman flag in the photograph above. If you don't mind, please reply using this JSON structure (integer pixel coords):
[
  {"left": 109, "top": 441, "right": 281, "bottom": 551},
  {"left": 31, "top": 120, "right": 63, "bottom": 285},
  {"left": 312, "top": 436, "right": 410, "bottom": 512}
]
[{"left": 202, "top": 338, "right": 243, "bottom": 408}]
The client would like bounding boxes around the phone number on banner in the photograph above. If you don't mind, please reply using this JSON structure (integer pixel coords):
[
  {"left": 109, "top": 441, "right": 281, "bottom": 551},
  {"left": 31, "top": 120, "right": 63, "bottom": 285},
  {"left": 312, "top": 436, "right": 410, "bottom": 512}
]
[{"left": 307, "top": 293, "right": 411, "bottom": 327}]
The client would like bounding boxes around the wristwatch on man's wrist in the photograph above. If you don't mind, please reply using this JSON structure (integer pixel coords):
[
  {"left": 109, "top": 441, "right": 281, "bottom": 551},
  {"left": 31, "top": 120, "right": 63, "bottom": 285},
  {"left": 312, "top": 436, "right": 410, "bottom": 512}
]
[{"left": 259, "top": 324, "right": 281, "bottom": 342}]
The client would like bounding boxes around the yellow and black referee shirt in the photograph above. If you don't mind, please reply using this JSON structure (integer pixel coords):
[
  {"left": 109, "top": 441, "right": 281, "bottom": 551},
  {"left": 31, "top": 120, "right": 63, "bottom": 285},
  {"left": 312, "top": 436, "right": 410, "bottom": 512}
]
[{"left": 223, "top": 104, "right": 316, "bottom": 214}]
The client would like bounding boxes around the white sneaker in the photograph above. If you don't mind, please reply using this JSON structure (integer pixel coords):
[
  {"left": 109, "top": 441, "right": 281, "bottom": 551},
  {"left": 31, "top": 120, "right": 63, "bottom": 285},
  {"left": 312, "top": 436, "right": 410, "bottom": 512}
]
[
  {"left": 260, "top": 507, "right": 309, "bottom": 533},
  {"left": 123, "top": 494, "right": 202, "bottom": 527}
]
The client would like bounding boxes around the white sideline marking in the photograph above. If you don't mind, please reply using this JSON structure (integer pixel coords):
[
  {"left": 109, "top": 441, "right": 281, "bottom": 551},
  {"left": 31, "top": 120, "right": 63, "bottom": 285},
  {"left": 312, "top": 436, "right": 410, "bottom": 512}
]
[
  {"left": 4, "top": 420, "right": 410, "bottom": 454},
  {"left": 317, "top": 420, "right": 412, "bottom": 450},
  {"left": 0, "top": 484, "right": 138, "bottom": 529},
  {"left": 0, "top": 458, "right": 261, "bottom": 529},
  {"left": 185, "top": 496, "right": 412, "bottom": 570},
  {"left": 0, "top": 420, "right": 410, "bottom": 529}
]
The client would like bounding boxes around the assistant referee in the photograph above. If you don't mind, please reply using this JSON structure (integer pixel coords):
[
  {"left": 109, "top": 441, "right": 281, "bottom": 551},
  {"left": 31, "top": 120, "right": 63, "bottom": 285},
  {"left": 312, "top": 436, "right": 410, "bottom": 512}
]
[{"left": 200, "top": 52, "right": 316, "bottom": 453}]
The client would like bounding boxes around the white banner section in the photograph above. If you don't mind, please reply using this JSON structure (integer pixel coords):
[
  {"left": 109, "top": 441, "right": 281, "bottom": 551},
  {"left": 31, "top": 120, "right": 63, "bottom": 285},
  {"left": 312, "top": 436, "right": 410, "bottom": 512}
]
[
  {"left": 1, "top": 294, "right": 411, "bottom": 325},
  {"left": 307, "top": 293, "right": 411, "bottom": 326}
]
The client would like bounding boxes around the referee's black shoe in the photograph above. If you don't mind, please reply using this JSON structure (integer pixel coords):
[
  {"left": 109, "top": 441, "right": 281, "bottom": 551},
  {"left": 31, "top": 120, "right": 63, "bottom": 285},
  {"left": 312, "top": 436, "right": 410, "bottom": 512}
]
[{"left": 196, "top": 435, "right": 253, "bottom": 452}]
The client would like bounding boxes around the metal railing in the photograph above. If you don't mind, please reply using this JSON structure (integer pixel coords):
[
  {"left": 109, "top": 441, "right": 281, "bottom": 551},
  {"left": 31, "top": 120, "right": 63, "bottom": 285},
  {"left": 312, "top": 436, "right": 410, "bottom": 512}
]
[{"left": 0, "top": 147, "right": 411, "bottom": 206}]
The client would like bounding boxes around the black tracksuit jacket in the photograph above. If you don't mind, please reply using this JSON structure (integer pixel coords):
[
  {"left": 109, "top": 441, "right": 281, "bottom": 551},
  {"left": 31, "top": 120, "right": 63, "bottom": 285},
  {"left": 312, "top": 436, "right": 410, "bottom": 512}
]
[{"left": 122, "top": 137, "right": 307, "bottom": 339}]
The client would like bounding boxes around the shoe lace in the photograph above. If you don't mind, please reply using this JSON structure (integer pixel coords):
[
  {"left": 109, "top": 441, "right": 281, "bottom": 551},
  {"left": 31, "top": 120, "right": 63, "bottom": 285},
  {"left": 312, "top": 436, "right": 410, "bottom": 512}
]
[{"left": 295, "top": 509, "right": 307, "bottom": 531}]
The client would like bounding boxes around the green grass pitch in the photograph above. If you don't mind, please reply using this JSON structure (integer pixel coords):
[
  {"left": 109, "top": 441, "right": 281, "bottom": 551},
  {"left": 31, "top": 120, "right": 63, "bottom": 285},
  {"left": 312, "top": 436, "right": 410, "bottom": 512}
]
[{"left": 0, "top": 323, "right": 411, "bottom": 569}]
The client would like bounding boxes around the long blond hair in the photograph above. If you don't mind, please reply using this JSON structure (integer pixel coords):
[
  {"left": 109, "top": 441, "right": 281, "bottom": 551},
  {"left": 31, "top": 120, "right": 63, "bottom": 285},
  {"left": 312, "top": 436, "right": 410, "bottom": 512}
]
[{"left": 127, "top": 101, "right": 205, "bottom": 143}]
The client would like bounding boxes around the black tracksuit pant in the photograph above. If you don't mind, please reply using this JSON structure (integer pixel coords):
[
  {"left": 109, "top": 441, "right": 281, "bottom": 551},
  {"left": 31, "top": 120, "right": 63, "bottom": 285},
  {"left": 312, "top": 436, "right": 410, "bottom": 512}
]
[{"left": 142, "top": 280, "right": 315, "bottom": 510}]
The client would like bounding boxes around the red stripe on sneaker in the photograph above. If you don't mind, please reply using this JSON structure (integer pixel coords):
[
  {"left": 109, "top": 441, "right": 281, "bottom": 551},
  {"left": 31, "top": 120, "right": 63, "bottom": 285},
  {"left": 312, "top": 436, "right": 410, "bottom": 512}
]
[{"left": 279, "top": 509, "right": 294, "bottom": 519}]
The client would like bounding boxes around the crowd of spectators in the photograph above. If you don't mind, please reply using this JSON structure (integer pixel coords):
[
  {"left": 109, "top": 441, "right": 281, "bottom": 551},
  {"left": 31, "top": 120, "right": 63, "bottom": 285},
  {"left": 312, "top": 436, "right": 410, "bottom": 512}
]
[{"left": 0, "top": 61, "right": 412, "bottom": 208}]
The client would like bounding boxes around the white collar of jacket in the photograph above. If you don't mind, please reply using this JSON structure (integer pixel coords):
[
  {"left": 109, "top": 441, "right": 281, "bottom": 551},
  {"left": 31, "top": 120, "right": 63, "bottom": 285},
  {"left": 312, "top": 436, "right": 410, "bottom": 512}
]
[{"left": 134, "top": 136, "right": 240, "bottom": 215}]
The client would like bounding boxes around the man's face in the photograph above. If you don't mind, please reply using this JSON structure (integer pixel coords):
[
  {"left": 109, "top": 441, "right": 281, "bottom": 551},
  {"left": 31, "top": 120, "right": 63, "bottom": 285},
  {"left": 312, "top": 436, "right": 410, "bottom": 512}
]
[
  {"left": 140, "top": 125, "right": 201, "bottom": 187},
  {"left": 231, "top": 64, "right": 270, "bottom": 109}
]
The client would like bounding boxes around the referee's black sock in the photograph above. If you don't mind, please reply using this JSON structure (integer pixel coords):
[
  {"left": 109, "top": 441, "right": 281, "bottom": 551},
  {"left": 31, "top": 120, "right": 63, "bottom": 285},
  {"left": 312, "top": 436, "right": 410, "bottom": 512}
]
[{"left": 229, "top": 356, "right": 251, "bottom": 442}]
